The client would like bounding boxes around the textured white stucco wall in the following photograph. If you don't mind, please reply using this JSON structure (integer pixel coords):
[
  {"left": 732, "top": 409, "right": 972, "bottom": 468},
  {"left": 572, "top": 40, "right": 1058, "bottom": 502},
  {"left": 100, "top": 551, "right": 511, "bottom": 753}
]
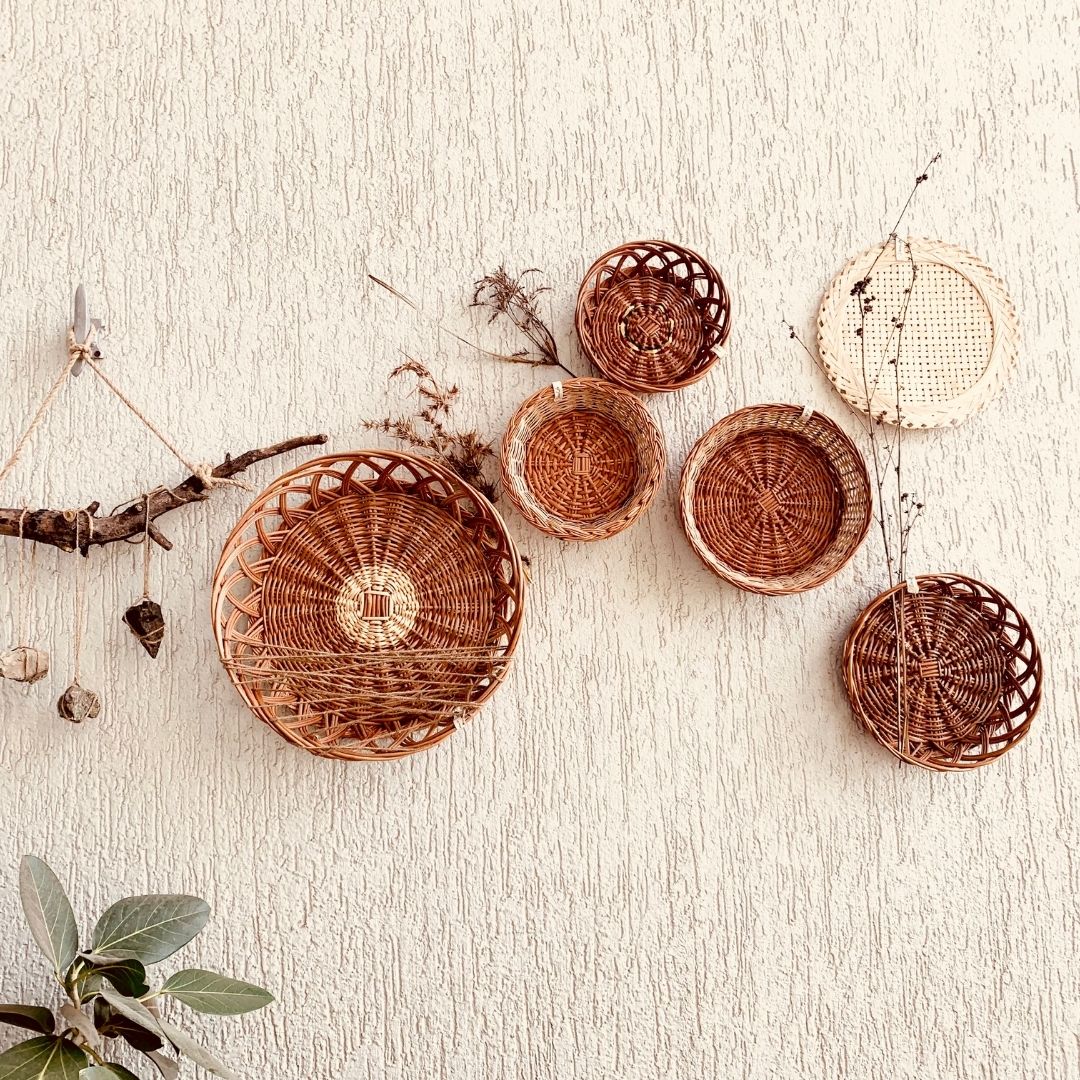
[{"left": 0, "top": 2, "right": 1077, "bottom": 1078}]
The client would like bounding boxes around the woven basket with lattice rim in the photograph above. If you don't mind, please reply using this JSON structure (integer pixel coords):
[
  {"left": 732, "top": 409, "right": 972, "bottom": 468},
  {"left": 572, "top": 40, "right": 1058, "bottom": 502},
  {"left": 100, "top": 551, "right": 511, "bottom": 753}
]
[
  {"left": 679, "top": 404, "right": 872, "bottom": 594},
  {"left": 211, "top": 451, "right": 525, "bottom": 760},
  {"left": 575, "top": 240, "right": 732, "bottom": 393},
  {"left": 817, "top": 237, "right": 1019, "bottom": 428},
  {"left": 501, "top": 377, "right": 666, "bottom": 541},
  {"left": 843, "top": 575, "right": 1041, "bottom": 771}
]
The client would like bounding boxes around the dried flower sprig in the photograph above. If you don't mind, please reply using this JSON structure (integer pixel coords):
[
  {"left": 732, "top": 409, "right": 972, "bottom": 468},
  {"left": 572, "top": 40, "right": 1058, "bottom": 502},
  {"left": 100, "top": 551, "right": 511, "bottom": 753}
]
[{"left": 363, "top": 360, "right": 499, "bottom": 503}]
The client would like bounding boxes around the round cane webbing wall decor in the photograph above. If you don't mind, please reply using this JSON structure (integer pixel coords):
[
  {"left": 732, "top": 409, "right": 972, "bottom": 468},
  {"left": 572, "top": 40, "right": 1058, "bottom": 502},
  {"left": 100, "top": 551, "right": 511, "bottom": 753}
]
[
  {"left": 501, "top": 377, "right": 666, "bottom": 541},
  {"left": 575, "top": 240, "right": 732, "bottom": 393},
  {"left": 817, "top": 237, "right": 1019, "bottom": 428},
  {"left": 843, "top": 575, "right": 1041, "bottom": 771},
  {"left": 679, "top": 404, "right": 872, "bottom": 595},
  {"left": 211, "top": 451, "right": 525, "bottom": 760}
]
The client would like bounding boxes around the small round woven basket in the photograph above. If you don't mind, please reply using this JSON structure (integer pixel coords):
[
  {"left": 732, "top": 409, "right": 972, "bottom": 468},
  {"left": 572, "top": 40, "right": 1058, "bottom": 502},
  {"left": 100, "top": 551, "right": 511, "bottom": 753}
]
[
  {"left": 679, "top": 404, "right": 872, "bottom": 594},
  {"left": 843, "top": 575, "right": 1041, "bottom": 771},
  {"left": 211, "top": 451, "right": 525, "bottom": 761},
  {"left": 501, "top": 377, "right": 666, "bottom": 541},
  {"left": 575, "top": 240, "right": 731, "bottom": 393},
  {"left": 817, "top": 237, "right": 1019, "bottom": 428}
]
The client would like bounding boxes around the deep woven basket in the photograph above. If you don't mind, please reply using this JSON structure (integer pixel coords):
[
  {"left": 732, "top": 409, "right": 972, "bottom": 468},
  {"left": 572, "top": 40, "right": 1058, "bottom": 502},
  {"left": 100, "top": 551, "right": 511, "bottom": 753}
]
[
  {"left": 817, "top": 237, "right": 1019, "bottom": 428},
  {"left": 843, "top": 574, "right": 1041, "bottom": 771},
  {"left": 501, "top": 377, "right": 666, "bottom": 541},
  {"left": 575, "top": 240, "right": 731, "bottom": 392},
  {"left": 679, "top": 404, "right": 872, "bottom": 594},
  {"left": 211, "top": 451, "right": 525, "bottom": 760}
]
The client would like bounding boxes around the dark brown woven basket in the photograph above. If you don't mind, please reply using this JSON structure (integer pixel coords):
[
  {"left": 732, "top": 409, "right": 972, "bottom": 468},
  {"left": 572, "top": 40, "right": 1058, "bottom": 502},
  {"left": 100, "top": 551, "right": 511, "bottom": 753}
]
[
  {"left": 501, "top": 377, "right": 666, "bottom": 541},
  {"left": 575, "top": 240, "right": 731, "bottom": 392},
  {"left": 212, "top": 451, "right": 525, "bottom": 760},
  {"left": 843, "top": 574, "right": 1041, "bottom": 771},
  {"left": 679, "top": 404, "right": 872, "bottom": 594}
]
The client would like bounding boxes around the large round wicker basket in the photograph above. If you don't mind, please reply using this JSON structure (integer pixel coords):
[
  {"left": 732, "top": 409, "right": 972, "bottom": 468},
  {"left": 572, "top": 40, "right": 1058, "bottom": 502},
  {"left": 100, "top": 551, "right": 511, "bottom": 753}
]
[
  {"left": 679, "top": 404, "right": 872, "bottom": 594},
  {"left": 575, "top": 240, "right": 731, "bottom": 393},
  {"left": 211, "top": 451, "right": 525, "bottom": 760},
  {"left": 501, "top": 378, "right": 666, "bottom": 541},
  {"left": 817, "top": 237, "right": 1019, "bottom": 428},
  {"left": 843, "top": 575, "right": 1041, "bottom": 771}
]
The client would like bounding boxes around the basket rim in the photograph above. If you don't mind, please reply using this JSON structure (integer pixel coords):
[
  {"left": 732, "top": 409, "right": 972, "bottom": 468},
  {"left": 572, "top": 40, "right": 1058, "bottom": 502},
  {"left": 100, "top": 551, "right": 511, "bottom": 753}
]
[
  {"left": 816, "top": 236, "right": 1019, "bottom": 429},
  {"left": 210, "top": 448, "right": 526, "bottom": 759},
  {"left": 575, "top": 238, "right": 732, "bottom": 393},
  {"left": 842, "top": 572, "right": 1042, "bottom": 771},
  {"left": 679, "top": 403, "right": 872, "bottom": 595},
  {"left": 500, "top": 376, "right": 666, "bottom": 541}
]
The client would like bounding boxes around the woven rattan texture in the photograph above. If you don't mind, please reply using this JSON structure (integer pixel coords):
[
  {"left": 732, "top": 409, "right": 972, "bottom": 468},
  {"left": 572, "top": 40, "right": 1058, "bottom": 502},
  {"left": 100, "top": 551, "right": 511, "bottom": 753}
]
[
  {"left": 679, "top": 404, "right": 872, "bottom": 594},
  {"left": 575, "top": 240, "right": 731, "bottom": 392},
  {"left": 501, "top": 377, "right": 666, "bottom": 541},
  {"left": 843, "top": 574, "right": 1041, "bottom": 771},
  {"left": 212, "top": 451, "right": 525, "bottom": 760},
  {"left": 817, "top": 236, "right": 1019, "bottom": 428}
]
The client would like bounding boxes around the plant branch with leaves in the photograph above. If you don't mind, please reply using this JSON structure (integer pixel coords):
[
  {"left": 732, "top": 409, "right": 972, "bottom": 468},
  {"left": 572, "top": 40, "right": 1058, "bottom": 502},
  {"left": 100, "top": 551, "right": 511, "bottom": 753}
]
[{"left": 0, "top": 856, "right": 272, "bottom": 1079}]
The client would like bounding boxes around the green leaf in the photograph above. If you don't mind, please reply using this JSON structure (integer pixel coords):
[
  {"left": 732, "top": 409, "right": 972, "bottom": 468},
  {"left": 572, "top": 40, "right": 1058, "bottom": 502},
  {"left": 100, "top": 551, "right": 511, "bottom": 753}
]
[
  {"left": 0, "top": 1036, "right": 86, "bottom": 1079},
  {"left": 79, "top": 1067, "right": 141, "bottom": 1080},
  {"left": 80, "top": 958, "right": 149, "bottom": 999},
  {"left": 56, "top": 1008, "right": 97, "bottom": 1056},
  {"left": 140, "top": 1054, "right": 177, "bottom": 1080},
  {"left": 154, "top": 1019, "right": 236, "bottom": 1080},
  {"left": 19, "top": 857, "right": 79, "bottom": 976},
  {"left": 91, "top": 896, "right": 209, "bottom": 964},
  {"left": 0, "top": 1006, "right": 54, "bottom": 1036},
  {"left": 159, "top": 969, "right": 273, "bottom": 1015},
  {"left": 93, "top": 990, "right": 161, "bottom": 1043}
]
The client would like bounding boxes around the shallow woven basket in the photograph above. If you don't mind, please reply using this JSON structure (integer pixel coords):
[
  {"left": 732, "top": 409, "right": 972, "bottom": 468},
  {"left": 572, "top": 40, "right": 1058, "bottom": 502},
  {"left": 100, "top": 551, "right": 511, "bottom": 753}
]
[
  {"left": 817, "top": 236, "right": 1019, "bottom": 428},
  {"left": 212, "top": 451, "right": 525, "bottom": 760},
  {"left": 575, "top": 240, "right": 731, "bottom": 392},
  {"left": 679, "top": 404, "right": 872, "bottom": 594},
  {"left": 843, "top": 575, "right": 1041, "bottom": 771},
  {"left": 501, "top": 377, "right": 666, "bottom": 541}
]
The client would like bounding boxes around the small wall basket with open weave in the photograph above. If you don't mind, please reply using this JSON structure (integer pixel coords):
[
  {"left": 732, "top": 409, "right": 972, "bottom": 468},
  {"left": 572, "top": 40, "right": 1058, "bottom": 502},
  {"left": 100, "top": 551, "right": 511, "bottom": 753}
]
[
  {"left": 843, "top": 574, "right": 1041, "bottom": 771},
  {"left": 212, "top": 450, "right": 525, "bottom": 760},
  {"left": 679, "top": 404, "right": 872, "bottom": 594},
  {"left": 817, "top": 237, "right": 1019, "bottom": 428},
  {"left": 501, "top": 377, "right": 666, "bottom": 541},
  {"left": 575, "top": 240, "right": 732, "bottom": 393}
]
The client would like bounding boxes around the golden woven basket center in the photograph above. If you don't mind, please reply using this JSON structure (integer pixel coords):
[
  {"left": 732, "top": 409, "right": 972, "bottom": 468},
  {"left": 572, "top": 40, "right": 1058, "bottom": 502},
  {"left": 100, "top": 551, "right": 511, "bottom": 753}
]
[
  {"left": 523, "top": 411, "right": 637, "bottom": 522},
  {"left": 851, "top": 593, "right": 1005, "bottom": 747},
  {"left": 694, "top": 431, "right": 843, "bottom": 578},
  {"left": 840, "top": 262, "right": 994, "bottom": 404},
  {"left": 595, "top": 277, "right": 703, "bottom": 381},
  {"left": 334, "top": 566, "right": 421, "bottom": 648},
  {"left": 259, "top": 492, "right": 496, "bottom": 659}
]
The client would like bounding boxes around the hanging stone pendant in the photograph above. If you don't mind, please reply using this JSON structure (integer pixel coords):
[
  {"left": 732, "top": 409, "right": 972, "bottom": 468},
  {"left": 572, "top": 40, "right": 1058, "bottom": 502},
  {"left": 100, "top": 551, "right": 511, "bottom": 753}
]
[
  {"left": 123, "top": 598, "right": 165, "bottom": 659},
  {"left": 0, "top": 646, "right": 50, "bottom": 684},
  {"left": 57, "top": 683, "right": 102, "bottom": 723}
]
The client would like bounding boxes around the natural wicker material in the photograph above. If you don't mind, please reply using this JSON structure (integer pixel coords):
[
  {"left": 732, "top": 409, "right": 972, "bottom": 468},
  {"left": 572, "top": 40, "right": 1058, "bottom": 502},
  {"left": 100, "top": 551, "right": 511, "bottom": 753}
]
[
  {"left": 212, "top": 451, "right": 525, "bottom": 760},
  {"left": 817, "top": 237, "right": 1019, "bottom": 428},
  {"left": 843, "top": 575, "right": 1041, "bottom": 771},
  {"left": 500, "top": 378, "right": 666, "bottom": 541},
  {"left": 679, "top": 404, "right": 872, "bottom": 594},
  {"left": 575, "top": 240, "right": 731, "bottom": 392}
]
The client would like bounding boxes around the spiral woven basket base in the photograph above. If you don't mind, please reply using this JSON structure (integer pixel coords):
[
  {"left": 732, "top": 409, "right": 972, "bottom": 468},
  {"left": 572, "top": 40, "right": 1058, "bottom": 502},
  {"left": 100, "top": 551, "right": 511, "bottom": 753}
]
[
  {"left": 212, "top": 451, "right": 525, "bottom": 760},
  {"left": 679, "top": 404, "right": 872, "bottom": 594},
  {"left": 576, "top": 240, "right": 732, "bottom": 393},
  {"left": 817, "top": 237, "right": 1019, "bottom": 428},
  {"left": 501, "top": 377, "right": 666, "bottom": 541},
  {"left": 843, "top": 575, "right": 1041, "bottom": 771}
]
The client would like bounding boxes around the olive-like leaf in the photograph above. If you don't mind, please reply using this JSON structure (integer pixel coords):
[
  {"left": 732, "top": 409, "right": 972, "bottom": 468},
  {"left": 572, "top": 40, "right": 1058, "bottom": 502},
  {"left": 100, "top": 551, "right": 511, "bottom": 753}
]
[
  {"left": 18, "top": 857, "right": 79, "bottom": 977},
  {"left": 93, "top": 990, "right": 161, "bottom": 1043},
  {"left": 0, "top": 1006, "right": 54, "bottom": 1036},
  {"left": 141, "top": 1054, "right": 178, "bottom": 1080},
  {"left": 80, "top": 958, "right": 149, "bottom": 1000},
  {"left": 91, "top": 896, "right": 209, "bottom": 964},
  {"left": 159, "top": 969, "right": 273, "bottom": 1015},
  {"left": 57, "top": 1008, "right": 97, "bottom": 1055},
  {"left": 0, "top": 1036, "right": 86, "bottom": 1079},
  {"left": 154, "top": 1019, "right": 236, "bottom": 1080},
  {"left": 79, "top": 1067, "right": 141, "bottom": 1080}
]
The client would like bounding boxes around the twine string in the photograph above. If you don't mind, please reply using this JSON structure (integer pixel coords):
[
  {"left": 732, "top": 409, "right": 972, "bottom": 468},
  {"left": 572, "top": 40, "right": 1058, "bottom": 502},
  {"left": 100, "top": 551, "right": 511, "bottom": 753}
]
[
  {"left": 72, "top": 513, "right": 85, "bottom": 683},
  {"left": 142, "top": 494, "right": 153, "bottom": 599},
  {"left": 16, "top": 508, "right": 28, "bottom": 644}
]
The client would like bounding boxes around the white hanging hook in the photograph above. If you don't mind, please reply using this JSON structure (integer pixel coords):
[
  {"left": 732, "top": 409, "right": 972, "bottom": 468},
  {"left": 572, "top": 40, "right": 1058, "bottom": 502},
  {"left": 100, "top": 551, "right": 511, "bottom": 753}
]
[{"left": 71, "top": 284, "right": 105, "bottom": 376}]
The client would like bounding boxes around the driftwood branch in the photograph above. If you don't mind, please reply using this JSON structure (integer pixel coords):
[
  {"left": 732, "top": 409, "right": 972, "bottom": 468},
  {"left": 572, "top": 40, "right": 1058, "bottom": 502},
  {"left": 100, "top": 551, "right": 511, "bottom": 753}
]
[{"left": 0, "top": 434, "right": 328, "bottom": 554}]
